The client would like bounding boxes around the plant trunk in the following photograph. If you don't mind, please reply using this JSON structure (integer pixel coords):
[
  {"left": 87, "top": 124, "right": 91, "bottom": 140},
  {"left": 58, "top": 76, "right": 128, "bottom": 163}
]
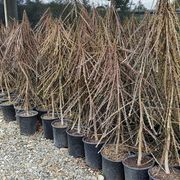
[
  {"left": 164, "top": 86, "right": 174, "bottom": 174},
  {"left": 137, "top": 77, "right": 143, "bottom": 166},
  {"left": 116, "top": 63, "right": 121, "bottom": 155},
  {"left": 4, "top": 77, "right": 11, "bottom": 102},
  {"left": 77, "top": 93, "right": 81, "bottom": 134},
  {"left": 51, "top": 92, "right": 55, "bottom": 119},
  {"left": 59, "top": 78, "right": 64, "bottom": 126},
  {"left": 90, "top": 98, "right": 98, "bottom": 141}
]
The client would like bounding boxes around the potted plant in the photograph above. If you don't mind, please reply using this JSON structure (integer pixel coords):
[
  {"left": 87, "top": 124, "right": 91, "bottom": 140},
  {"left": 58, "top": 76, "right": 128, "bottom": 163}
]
[
  {"left": 0, "top": 23, "right": 17, "bottom": 122},
  {"left": 122, "top": 9, "right": 157, "bottom": 180},
  {"left": 64, "top": 9, "right": 90, "bottom": 158},
  {"left": 100, "top": 9, "right": 138, "bottom": 179},
  {"left": 2, "top": 12, "right": 39, "bottom": 135},
  {"left": 65, "top": 79, "right": 86, "bottom": 157},
  {"left": 147, "top": 1, "right": 180, "bottom": 179},
  {"left": 38, "top": 18, "right": 71, "bottom": 143},
  {"left": 123, "top": 1, "right": 180, "bottom": 179},
  {"left": 33, "top": 11, "right": 53, "bottom": 126},
  {"left": 78, "top": 9, "right": 110, "bottom": 169}
]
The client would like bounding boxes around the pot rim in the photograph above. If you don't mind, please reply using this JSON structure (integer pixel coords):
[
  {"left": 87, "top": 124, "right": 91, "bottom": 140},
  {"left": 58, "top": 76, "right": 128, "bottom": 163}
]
[
  {"left": 51, "top": 119, "right": 68, "bottom": 128},
  {"left": 18, "top": 110, "right": 38, "bottom": 118},
  {"left": 14, "top": 106, "right": 24, "bottom": 111},
  {"left": 101, "top": 152, "right": 124, "bottom": 163},
  {"left": 0, "top": 101, "right": 14, "bottom": 107},
  {"left": 82, "top": 136, "right": 104, "bottom": 145},
  {"left": 101, "top": 144, "right": 130, "bottom": 163},
  {"left": 35, "top": 107, "right": 48, "bottom": 112},
  {"left": 148, "top": 165, "right": 180, "bottom": 179},
  {"left": 66, "top": 128, "right": 85, "bottom": 137},
  {"left": 122, "top": 155, "right": 155, "bottom": 170},
  {"left": 41, "top": 113, "right": 59, "bottom": 121}
]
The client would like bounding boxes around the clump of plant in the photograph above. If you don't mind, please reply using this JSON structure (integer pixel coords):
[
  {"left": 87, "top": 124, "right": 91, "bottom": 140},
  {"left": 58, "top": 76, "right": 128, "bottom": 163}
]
[
  {"left": 0, "top": 22, "right": 20, "bottom": 102},
  {"left": 37, "top": 17, "right": 73, "bottom": 124},
  {"left": 126, "top": 0, "right": 179, "bottom": 176},
  {"left": 2, "top": 12, "right": 38, "bottom": 112}
]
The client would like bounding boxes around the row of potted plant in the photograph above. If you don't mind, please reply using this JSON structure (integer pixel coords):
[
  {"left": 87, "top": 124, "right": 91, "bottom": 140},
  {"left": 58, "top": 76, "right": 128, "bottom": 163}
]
[
  {"left": 0, "top": 98, "right": 179, "bottom": 180},
  {"left": 0, "top": 1, "right": 179, "bottom": 180}
]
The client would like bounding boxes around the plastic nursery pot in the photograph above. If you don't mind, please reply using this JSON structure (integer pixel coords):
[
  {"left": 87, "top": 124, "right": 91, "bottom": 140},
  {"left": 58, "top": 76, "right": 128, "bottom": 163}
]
[
  {"left": 41, "top": 114, "right": 58, "bottom": 139},
  {"left": 101, "top": 151, "right": 125, "bottom": 180},
  {"left": 14, "top": 106, "right": 24, "bottom": 124},
  {"left": 66, "top": 129, "right": 85, "bottom": 158},
  {"left": 0, "top": 91, "right": 5, "bottom": 98},
  {"left": 18, "top": 110, "right": 38, "bottom": 136},
  {"left": 36, "top": 108, "right": 47, "bottom": 125},
  {"left": 148, "top": 166, "right": 180, "bottom": 180},
  {"left": 14, "top": 105, "right": 36, "bottom": 124},
  {"left": 83, "top": 137, "right": 104, "bottom": 169},
  {"left": 122, "top": 155, "right": 154, "bottom": 180},
  {"left": 0, "top": 97, "right": 9, "bottom": 110},
  {"left": 41, "top": 114, "right": 58, "bottom": 140},
  {"left": 51, "top": 120, "right": 68, "bottom": 148},
  {"left": 0, "top": 101, "right": 16, "bottom": 122}
]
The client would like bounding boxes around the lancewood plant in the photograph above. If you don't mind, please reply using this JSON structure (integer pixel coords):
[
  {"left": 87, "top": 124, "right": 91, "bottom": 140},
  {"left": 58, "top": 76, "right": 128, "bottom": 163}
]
[
  {"left": 0, "top": 22, "right": 19, "bottom": 102},
  {"left": 126, "top": 0, "right": 180, "bottom": 173},
  {"left": 3, "top": 12, "right": 38, "bottom": 111},
  {"left": 38, "top": 18, "right": 73, "bottom": 124},
  {"left": 0, "top": 23, "right": 6, "bottom": 93},
  {"left": 34, "top": 11, "right": 54, "bottom": 110},
  {"left": 150, "top": 0, "right": 180, "bottom": 173},
  {"left": 34, "top": 9, "right": 53, "bottom": 46},
  {"left": 95, "top": 9, "right": 137, "bottom": 152}
]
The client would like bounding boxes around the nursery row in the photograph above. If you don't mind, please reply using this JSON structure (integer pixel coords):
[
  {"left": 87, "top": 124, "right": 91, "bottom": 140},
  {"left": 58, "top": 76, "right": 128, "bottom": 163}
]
[
  {"left": 0, "top": 1, "right": 179, "bottom": 180},
  {"left": 0, "top": 97, "right": 177, "bottom": 180}
]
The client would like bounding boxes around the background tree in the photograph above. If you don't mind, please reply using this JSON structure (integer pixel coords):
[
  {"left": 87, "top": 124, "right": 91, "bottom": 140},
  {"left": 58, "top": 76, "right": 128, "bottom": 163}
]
[
  {"left": 82, "top": 0, "right": 91, "bottom": 11},
  {"left": 18, "top": 0, "right": 75, "bottom": 26},
  {"left": 18, "top": 0, "right": 46, "bottom": 26},
  {"left": 134, "top": 0, "right": 147, "bottom": 11},
  {"left": 109, "top": 0, "right": 130, "bottom": 20},
  {"left": 16, "top": 0, "right": 132, "bottom": 25}
]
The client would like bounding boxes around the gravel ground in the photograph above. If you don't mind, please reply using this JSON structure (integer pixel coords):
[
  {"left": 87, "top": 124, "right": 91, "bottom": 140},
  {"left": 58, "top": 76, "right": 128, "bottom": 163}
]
[{"left": 0, "top": 112, "right": 102, "bottom": 180}]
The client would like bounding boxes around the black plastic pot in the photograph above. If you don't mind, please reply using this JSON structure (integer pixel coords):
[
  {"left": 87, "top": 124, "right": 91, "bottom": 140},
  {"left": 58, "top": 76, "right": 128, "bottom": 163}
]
[
  {"left": 148, "top": 166, "right": 180, "bottom": 180},
  {"left": 66, "top": 129, "right": 85, "bottom": 158},
  {"left": 52, "top": 120, "right": 68, "bottom": 148},
  {"left": 0, "top": 98, "right": 9, "bottom": 110},
  {"left": 36, "top": 108, "right": 47, "bottom": 125},
  {"left": 122, "top": 155, "right": 154, "bottom": 180},
  {"left": 102, "top": 153, "right": 125, "bottom": 180},
  {"left": 41, "top": 114, "right": 58, "bottom": 140},
  {"left": 18, "top": 110, "right": 38, "bottom": 136},
  {"left": 83, "top": 137, "right": 104, "bottom": 169},
  {"left": 0, "top": 91, "right": 5, "bottom": 98},
  {"left": 0, "top": 102, "right": 16, "bottom": 122},
  {"left": 148, "top": 166, "right": 158, "bottom": 180},
  {"left": 14, "top": 106, "right": 24, "bottom": 124}
]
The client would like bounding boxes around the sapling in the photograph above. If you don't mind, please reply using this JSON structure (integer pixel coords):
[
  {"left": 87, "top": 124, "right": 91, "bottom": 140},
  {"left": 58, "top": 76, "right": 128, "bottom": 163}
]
[{"left": 127, "top": 0, "right": 180, "bottom": 172}]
